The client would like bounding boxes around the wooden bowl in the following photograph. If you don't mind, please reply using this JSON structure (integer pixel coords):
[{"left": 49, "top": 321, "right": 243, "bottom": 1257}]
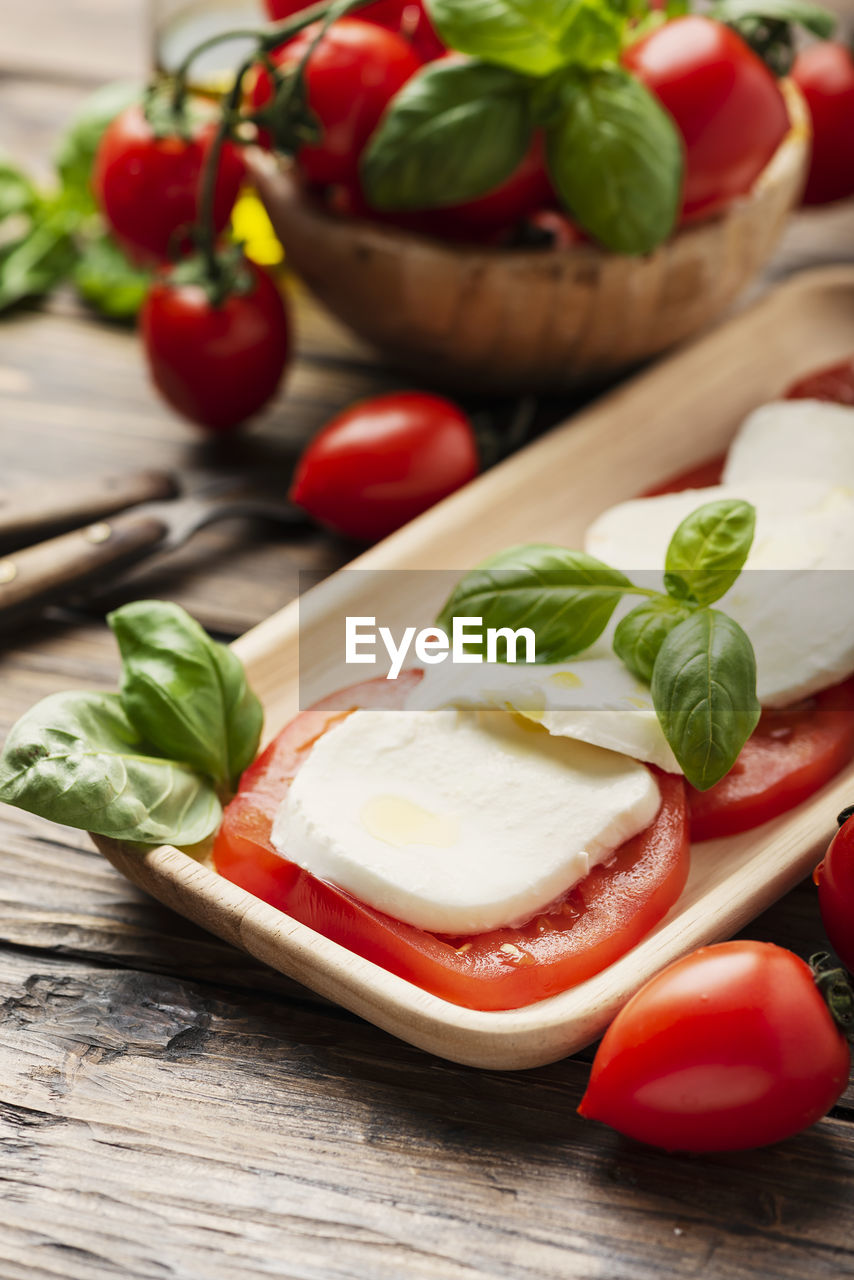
[{"left": 250, "top": 80, "right": 809, "bottom": 392}]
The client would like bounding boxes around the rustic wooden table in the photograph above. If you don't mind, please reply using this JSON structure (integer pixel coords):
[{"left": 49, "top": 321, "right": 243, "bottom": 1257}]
[{"left": 2, "top": 3, "right": 854, "bottom": 1277}]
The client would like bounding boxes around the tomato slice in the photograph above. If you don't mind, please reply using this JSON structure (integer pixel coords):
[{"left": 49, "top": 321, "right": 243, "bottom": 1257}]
[
  {"left": 214, "top": 673, "right": 690, "bottom": 1011},
  {"left": 643, "top": 455, "right": 724, "bottom": 496},
  {"left": 689, "top": 677, "right": 854, "bottom": 840},
  {"left": 786, "top": 357, "right": 854, "bottom": 406}
]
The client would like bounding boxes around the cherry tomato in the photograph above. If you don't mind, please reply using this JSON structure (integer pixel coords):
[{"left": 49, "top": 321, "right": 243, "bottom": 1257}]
[
  {"left": 214, "top": 673, "right": 690, "bottom": 1011},
  {"left": 791, "top": 43, "right": 854, "bottom": 205},
  {"left": 265, "top": 0, "right": 444, "bottom": 59},
  {"left": 816, "top": 815, "right": 854, "bottom": 973},
  {"left": 250, "top": 19, "right": 422, "bottom": 186},
  {"left": 290, "top": 392, "right": 480, "bottom": 541},
  {"left": 141, "top": 260, "right": 291, "bottom": 431},
  {"left": 579, "top": 941, "right": 850, "bottom": 1152},
  {"left": 93, "top": 105, "right": 245, "bottom": 263},
  {"left": 623, "top": 16, "right": 790, "bottom": 222},
  {"left": 787, "top": 356, "right": 854, "bottom": 405}
]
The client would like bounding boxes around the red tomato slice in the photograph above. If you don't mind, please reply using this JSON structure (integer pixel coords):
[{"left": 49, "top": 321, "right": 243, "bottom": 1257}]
[
  {"left": 786, "top": 357, "right": 854, "bottom": 406},
  {"left": 214, "top": 673, "right": 690, "bottom": 1011},
  {"left": 690, "top": 677, "right": 854, "bottom": 841},
  {"left": 643, "top": 455, "right": 724, "bottom": 496}
]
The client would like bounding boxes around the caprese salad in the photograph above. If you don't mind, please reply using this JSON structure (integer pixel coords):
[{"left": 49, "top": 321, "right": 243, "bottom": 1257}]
[
  {"left": 211, "top": 356, "right": 854, "bottom": 1010},
  {"left": 3, "top": 360, "right": 854, "bottom": 1020}
]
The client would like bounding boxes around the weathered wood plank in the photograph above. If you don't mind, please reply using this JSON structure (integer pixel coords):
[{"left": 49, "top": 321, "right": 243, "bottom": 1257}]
[{"left": 0, "top": 948, "right": 850, "bottom": 1280}]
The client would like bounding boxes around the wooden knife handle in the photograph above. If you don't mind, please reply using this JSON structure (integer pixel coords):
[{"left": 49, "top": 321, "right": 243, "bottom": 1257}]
[
  {"left": 0, "top": 470, "right": 177, "bottom": 549},
  {"left": 0, "top": 511, "right": 171, "bottom": 628}
]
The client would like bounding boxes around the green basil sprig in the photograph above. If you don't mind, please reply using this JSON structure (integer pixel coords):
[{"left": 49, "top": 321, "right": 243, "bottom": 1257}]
[
  {"left": 361, "top": 0, "right": 682, "bottom": 254},
  {"left": 437, "top": 544, "right": 632, "bottom": 661},
  {"left": 361, "top": 60, "right": 535, "bottom": 211},
  {"left": 663, "top": 497, "right": 755, "bottom": 606},
  {"left": 0, "top": 81, "right": 150, "bottom": 321},
  {"left": 0, "top": 693, "right": 221, "bottom": 847},
  {"left": 437, "top": 499, "right": 762, "bottom": 790},
  {"left": 0, "top": 601, "right": 263, "bottom": 847},
  {"left": 427, "top": 0, "right": 622, "bottom": 75},
  {"left": 109, "top": 600, "right": 263, "bottom": 794},
  {"left": 545, "top": 67, "right": 682, "bottom": 256}
]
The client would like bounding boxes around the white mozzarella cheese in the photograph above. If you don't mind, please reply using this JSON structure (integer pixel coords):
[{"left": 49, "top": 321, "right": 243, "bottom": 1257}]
[
  {"left": 272, "top": 708, "right": 661, "bottom": 935},
  {"left": 724, "top": 400, "right": 854, "bottom": 489},
  {"left": 407, "top": 645, "right": 681, "bottom": 772},
  {"left": 586, "top": 480, "right": 854, "bottom": 706}
]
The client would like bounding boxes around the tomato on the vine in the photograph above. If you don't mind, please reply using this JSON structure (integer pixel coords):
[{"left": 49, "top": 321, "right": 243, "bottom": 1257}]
[
  {"left": 141, "top": 258, "right": 291, "bottom": 431},
  {"left": 816, "top": 814, "right": 854, "bottom": 974},
  {"left": 791, "top": 42, "right": 854, "bottom": 205},
  {"left": 579, "top": 941, "right": 851, "bottom": 1152},
  {"left": 263, "top": 0, "right": 444, "bottom": 60},
  {"left": 93, "top": 104, "right": 245, "bottom": 263},
  {"left": 250, "top": 18, "right": 422, "bottom": 186},
  {"left": 623, "top": 16, "right": 790, "bottom": 222},
  {"left": 290, "top": 392, "right": 479, "bottom": 541}
]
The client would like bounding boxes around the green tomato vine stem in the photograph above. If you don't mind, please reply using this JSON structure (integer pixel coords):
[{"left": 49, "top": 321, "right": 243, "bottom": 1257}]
[{"left": 181, "top": 0, "right": 374, "bottom": 295}]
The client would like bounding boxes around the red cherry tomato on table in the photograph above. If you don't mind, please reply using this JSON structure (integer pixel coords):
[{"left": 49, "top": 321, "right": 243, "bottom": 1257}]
[
  {"left": 816, "top": 814, "right": 854, "bottom": 973},
  {"left": 579, "top": 941, "right": 851, "bottom": 1152},
  {"left": 623, "top": 16, "right": 790, "bottom": 222},
  {"left": 141, "top": 261, "right": 291, "bottom": 432},
  {"left": 791, "top": 43, "right": 854, "bottom": 206},
  {"left": 93, "top": 105, "right": 245, "bottom": 263},
  {"left": 250, "top": 19, "right": 422, "bottom": 185},
  {"left": 290, "top": 392, "right": 479, "bottom": 541}
]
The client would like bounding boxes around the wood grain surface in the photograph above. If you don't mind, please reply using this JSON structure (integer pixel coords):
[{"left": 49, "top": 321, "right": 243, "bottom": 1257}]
[{"left": 1, "top": 1, "right": 854, "bottom": 1276}]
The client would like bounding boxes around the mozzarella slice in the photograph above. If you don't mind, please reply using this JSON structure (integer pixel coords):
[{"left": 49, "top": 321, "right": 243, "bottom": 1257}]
[
  {"left": 273, "top": 708, "right": 661, "bottom": 934},
  {"left": 585, "top": 480, "right": 840, "bottom": 582},
  {"left": 586, "top": 480, "right": 854, "bottom": 706},
  {"left": 407, "top": 646, "right": 681, "bottom": 772},
  {"left": 724, "top": 400, "right": 854, "bottom": 489}
]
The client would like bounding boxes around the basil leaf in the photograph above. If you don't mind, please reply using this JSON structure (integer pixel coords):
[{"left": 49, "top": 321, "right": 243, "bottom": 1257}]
[
  {"left": 664, "top": 499, "right": 756, "bottom": 606},
  {"left": 55, "top": 80, "right": 141, "bottom": 213},
  {"left": 108, "top": 601, "right": 263, "bottom": 792},
  {"left": 0, "top": 205, "right": 77, "bottom": 313},
  {"left": 426, "top": 0, "right": 611, "bottom": 76},
  {"left": 0, "top": 155, "right": 37, "bottom": 220},
  {"left": 713, "top": 0, "right": 836, "bottom": 37},
  {"left": 74, "top": 231, "right": 152, "bottom": 321},
  {"left": 555, "top": 0, "right": 623, "bottom": 67},
  {"left": 0, "top": 692, "right": 220, "bottom": 845},
  {"left": 546, "top": 66, "right": 682, "bottom": 254},
  {"left": 651, "top": 609, "right": 761, "bottom": 791},
  {"left": 613, "top": 597, "right": 691, "bottom": 684},
  {"left": 437, "top": 543, "right": 632, "bottom": 662},
  {"left": 361, "top": 60, "right": 534, "bottom": 211}
]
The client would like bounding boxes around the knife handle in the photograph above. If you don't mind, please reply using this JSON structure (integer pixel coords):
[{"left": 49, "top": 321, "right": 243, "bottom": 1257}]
[
  {"left": 0, "top": 470, "right": 177, "bottom": 549},
  {"left": 0, "top": 511, "right": 171, "bottom": 629}
]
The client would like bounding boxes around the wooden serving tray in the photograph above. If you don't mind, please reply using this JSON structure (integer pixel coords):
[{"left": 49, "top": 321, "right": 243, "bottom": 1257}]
[{"left": 96, "top": 267, "right": 854, "bottom": 1070}]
